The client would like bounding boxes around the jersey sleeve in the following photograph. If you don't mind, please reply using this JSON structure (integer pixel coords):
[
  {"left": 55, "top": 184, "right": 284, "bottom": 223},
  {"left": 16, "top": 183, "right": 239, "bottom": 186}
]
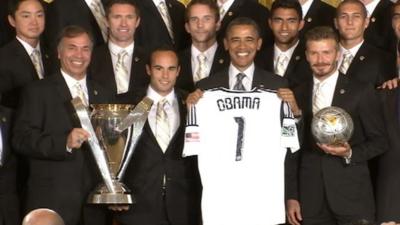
[{"left": 182, "top": 105, "right": 202, "bottom": 157}]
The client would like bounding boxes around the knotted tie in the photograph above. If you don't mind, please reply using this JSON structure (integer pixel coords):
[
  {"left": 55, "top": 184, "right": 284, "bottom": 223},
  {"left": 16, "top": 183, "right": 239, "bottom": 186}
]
[
  {"left": 156, "top": 98, "right": 170, "bottom": 152},
  {"left": 31, "top": 49, "right": 44, "bottom": 79},
  {"left": 339, "top": 51, "right": 353, "bottom": 74},
  {"left": 194, "top": 53, "right": 207, "bottom": 82},
  {"left": 274, "top": 54, "right": 288, "bottom": 76},
  {"left": 312, "top": 82, "right": 325, "bottom": 115},
  {"left": 75, "top": 82, "right": 88, "bottom": 107},
  {"left": 115, "top": 50, "right": 129, "bottom": 94},
  {"left": 233, "top": 73, "right": 246, "bottom": 91}
]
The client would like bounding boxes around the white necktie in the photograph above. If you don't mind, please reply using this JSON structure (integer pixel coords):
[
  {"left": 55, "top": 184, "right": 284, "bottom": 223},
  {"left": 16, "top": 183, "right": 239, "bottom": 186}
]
[
  {"left": 339, "top": 51, "right": 353, "bottom": 74},
  {"left": 157, "top": 1, "right": 174, "bottom": 42},
  {"left": 156, "top": 99, "right": 170, "bottom": 152},
  {"left": 312, "top": 82, "right": 325, "bottom": 114},
  {"left": 75, "top": 82, "right": 88, "bottom": 107},
  {"left": 89, "top": 0, "right": 108, "bottom": 42},
  {"left": 274, "top": 54, "right": 288, "bottom": 76},
  {"left": 194, "top": 53, "right": 207, "bottom": 82},
  {"left": 31, "top": 49, "right": 44, "bottom": 79},
  {"left": 115, "top": 50, "right": 129, "bottom": 94}
]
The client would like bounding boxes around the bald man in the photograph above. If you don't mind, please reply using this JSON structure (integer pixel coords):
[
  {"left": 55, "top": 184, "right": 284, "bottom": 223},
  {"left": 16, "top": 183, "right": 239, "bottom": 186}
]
[{"left": 22, "top": 209, "right": 65, "bottom": 225}]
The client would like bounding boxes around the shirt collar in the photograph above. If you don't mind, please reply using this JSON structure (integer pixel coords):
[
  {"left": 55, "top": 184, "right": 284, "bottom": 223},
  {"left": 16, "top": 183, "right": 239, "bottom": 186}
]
[
  {"left": 153, "top": 0, "right": 165, "bottom": 6},
  {"left": 274, "top": 40, "right": 299, "bottom": 61},
  {"left": 146, "top": 85, "right": 176, "bottom": 105},
  {"left": 340, "top": 41, "right": 363, "bottom": 57},
  {"left": 60, "top": 69, "right": 87, "bottom": 91},
  {"left": 365, "top": 0, "right": 380, "bottom": 16},
  {"left": 218, "top": 0, "right": 235, "bottom": 12},
  {"left": 301, "top": 0, "right": 314, "bottom": 19},
  {"left": 229, "top": 62, "right": 255, "bottom": 80},
  {"left": 16, "top": 36, "right": 41, "bottom": 56},
  {"left": 108, "top": 41, "right": 134, "bottom": 56},
  {"left": 313, "top": 69, "right": 339, "bottom": 87},
  {"left": 191, "top": 42, "right": 218, "bottom": 61}
]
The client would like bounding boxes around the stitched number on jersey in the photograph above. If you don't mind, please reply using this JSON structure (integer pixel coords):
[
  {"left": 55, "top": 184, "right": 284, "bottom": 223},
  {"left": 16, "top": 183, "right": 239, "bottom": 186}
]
[{"left": 234, "top": 117, "right": 245, "bottom": 161}]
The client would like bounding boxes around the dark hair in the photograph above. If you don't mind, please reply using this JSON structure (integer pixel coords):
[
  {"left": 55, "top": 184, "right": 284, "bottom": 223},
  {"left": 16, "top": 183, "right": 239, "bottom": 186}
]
[
  {"left": 270, "top": 0, "right": 302, "bottom": 19},
  {"left": 392, "top": 0, "right": 400, "bottom": 18},
  {"left": 336, "top": 0, "right": 368, "bottom": 19},
  {"left": 105, "top": 0, "right": 140, "bottom": 18},
  {"left": 56, "top": 25, "right": 94, "bottom": 50},
  {"left": 225, "top": 17, "right": 261, "bottom": 38},
  {"left": 8, "top": 0, "right": 45, "bottom": 18},
  {"left": 185, "top": 0, "right": 220, "bottom": 23},
  {"left": 148, "top": 45, "right": 179, "bottom": 66},
  {"left": 305, "top": 26, "right": 339, "bottom": 50}
]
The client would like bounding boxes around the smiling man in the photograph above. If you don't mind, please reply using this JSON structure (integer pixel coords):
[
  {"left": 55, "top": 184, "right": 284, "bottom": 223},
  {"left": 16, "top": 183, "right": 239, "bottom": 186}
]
[{"left": 89, "top": 0, "right": 149, "bottom": 99}]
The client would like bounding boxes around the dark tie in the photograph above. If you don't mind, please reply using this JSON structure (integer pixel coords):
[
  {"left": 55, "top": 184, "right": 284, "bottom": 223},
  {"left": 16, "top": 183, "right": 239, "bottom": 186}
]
[{"left": 233, "top": 73, "right": 246, "bottom": 91}]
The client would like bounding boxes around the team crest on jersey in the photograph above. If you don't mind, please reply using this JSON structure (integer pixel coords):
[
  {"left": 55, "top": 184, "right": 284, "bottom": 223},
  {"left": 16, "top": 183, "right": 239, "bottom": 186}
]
[{"left": 281, "top": 122, "right": 295, "bottom": 137}]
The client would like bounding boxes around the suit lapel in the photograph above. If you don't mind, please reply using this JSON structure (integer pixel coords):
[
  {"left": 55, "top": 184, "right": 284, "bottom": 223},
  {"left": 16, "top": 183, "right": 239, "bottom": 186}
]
[
  {"left": 104, "top": 48, "right": 118, "bottom": 93},
  {"left": 331, "top": 74, "right": 349, "bottom": 107},
  {"left": 13, "top": 39, "right": 39, "bottom": 80},
  {"left": 265, "top": 46, "right": 274, "bottom": 72},
  {"left": 284, "top": 43, "right": 303, "bottom": 77},
  {"left": 252, "top": 66, "right": 267, "bottom": 89},
  {"left": 346, "top": 43, "right": 366, "bottom": 76},
  {"left": 221, "top": 0, "right": 244, "bottom": 28},
  {"left": 210, "top": 45, "right": 228, "bottom": 75},
  {"left": 146, "top": 0, "right": 174, "bottom": 44}
]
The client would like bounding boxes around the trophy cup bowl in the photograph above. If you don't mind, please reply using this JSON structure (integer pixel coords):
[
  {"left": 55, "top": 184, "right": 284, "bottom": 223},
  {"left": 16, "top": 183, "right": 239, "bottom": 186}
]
[
  {"left": 88, "top": 104, "right": 135, "bottom": 204},
  {"left": 311, "top": 106, "right": 354, "bottom": 145}
]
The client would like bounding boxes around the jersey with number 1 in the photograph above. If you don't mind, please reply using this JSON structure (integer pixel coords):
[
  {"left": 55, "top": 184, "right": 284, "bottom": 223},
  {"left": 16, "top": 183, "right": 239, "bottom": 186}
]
[{"left": 183, "top": 88, "right": 292, "bottom": 225}]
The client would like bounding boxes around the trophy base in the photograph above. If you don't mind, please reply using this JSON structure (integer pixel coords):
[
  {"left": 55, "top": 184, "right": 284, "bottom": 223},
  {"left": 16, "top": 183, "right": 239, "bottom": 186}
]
[{"left": 88, "top": 181, "right": 135, "bottom": 204}]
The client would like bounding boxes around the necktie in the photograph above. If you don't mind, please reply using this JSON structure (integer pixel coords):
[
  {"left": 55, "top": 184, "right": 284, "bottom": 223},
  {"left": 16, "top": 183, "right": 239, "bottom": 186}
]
[
  {"left": 233, "top": 73, "right": 246, "bottom": 91},
  {"left": 312, "top": 82, "right": 325, "bottom": 114},
  {"left": 194, "top": 53, "right": 207, "bottom": 82},
  {"left": 156, "top": 99, "right": 170, "bottom": 152},
  {"left": 274, "top": 54, "right": 288, "bottom": 76},
  {"left": 75, "top": 82, "right": 88, "bottom": 107},
  {"left": 31, "top": 49, "right": 44, "bottom": 79},
  {"left": 115, "top": 50, "right": 129, "bottom": 94},
  {"left": 89, "top": 0, "right": 108, "bottom": 42},
  {"left": 339, "top": 51, "right": 353, "bottom": 74},
  {"left": 218, "top": 0, "right": 227, "bottom": 20},
  {"left": 157, "top": 1, "right": 174, "bottom": 42}
]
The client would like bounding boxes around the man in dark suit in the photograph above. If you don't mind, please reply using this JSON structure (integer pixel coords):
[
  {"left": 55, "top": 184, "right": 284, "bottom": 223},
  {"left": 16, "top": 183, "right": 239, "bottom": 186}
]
[
  {"left": 361, "top": 0, "right": 395, "bottom": 52},
  {"left": 375, "top": 88, "right": 400, "bottom": 224},
  {"left": 298, "top": 0, "right": 336, "bottom": 38},
  {"left": 216, "top": 0, "right": 274, "bottom": 48},
  {"left": 391, "top": 1, "right": 400, "bottom": 77},
  {"left": 286, "top": 26, "right": 387, "bottom": 225},
  {"left": 132, "top": 0, "right": 189, "bottom": 52},
  {"left": 0, "top": 0, "right": 51, "bottom": 109},
  {"left": 334, "top": 0, "right": 396, "bottom": 87},
  {"left": 0, "top": 105, "right": 20, "bottom": 225},
  {"left": 13, "top": 26, "right": 111, "bottom": 225},
  {"left": 256, "top": 0, "right": 312, "bottom": 88},
  {"left": 89, "top": 0, "right": 149, "bottom": 99},
  {"left": 177, "top": 0, "right": 229, "bottom": 92},
  {"left": 115, "top": 47, "right": 202, "bottom": 225}
]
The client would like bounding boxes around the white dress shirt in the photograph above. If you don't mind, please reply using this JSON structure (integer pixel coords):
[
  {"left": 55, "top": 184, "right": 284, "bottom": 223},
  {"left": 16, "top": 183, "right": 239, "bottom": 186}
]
[
  {"left": 301, "top": 0, "right": 314, "bottom": 19},
  {"left": 61, "top": 69, "right": 89, "bottom": 103},
  {"left": 364, "top": 0, "right": 380, "bottom": 17},
  {"left": 228, "top": 63, "right": 255, "bottom": 91},
  {"left": 147, "top": 86, "right": 180, "bottom": 139},
  {"left": 191, "top": 42, "right": 218, "bottom": 80},
  {"left": 312, "top": 70, "right": 339, "bottom": 110},
  {"left": 217, "top": 0, "right": 235, "bottom": 19},
  {"left": 273, "top": 41, "right": 299, "bottom": 74}
]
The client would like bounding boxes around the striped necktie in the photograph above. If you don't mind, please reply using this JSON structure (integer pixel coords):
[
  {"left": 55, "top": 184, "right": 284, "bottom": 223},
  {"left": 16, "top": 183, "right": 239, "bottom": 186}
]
[
  {"left": 194, "top": 53, "right": 207, "bottom": 82},
  {"left": 157, "top": 1, "right": 174, "bottom": 42},
  {"left": 156, "top": 98, "right": 170, "bottom": 152},
  {"left": 31, "top": 49, "right": 44, "bottom": 79},
  {"left": 89, "top": 0, "right": 108, "bottom": 42},
  {"left": 233, "top": 73, "right": 246, "bottom": 91},
  {"left": 115, "top": 50, "right": 129, "bottom": 94}
]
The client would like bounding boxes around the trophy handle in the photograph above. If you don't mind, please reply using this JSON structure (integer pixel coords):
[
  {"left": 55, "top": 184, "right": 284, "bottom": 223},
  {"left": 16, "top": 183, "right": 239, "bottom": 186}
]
[{"left": 71, "top": 98, "right": 116, "bottom": 193}]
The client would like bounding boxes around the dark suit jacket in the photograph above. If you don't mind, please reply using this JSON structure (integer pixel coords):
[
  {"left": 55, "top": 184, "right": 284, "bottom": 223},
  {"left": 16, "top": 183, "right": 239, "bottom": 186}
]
[
  {"left": 132, "top": 0, "right": 189, "bottom": 52},
  {"left": 292, "top": 74, "right": 388, "bottom": 218},
  {"left": 196, "top": 65, "right": 288, "bottom": 91},
  {"left": 115, "top": 89, "right": 202, "bottom": 225},
  {"left": 376, "top": 89, "right": 400, "bottom": 223},
  {"left": 364, "top": 0, "right": 396, "bottom": 52},
  {"left": 88, "top": 44, "right": 150, "bottom": 99},
  {"left": 0, "top": 0, "right": 14, "bottom": 48},
  {"left": 345, "top": 42, "right": 397, "bottom": 87},
  {"left": 13, "top": 73, "right": 112, "bottom": 225},
  {"left": 217, "top": 0, "right": 273, "bottom": 48},
  {"left": 300, "top": 0, "right": 336, "bottom": 38},
  {"left": 177, "top": 44, "right": 230, "bottom": 92},
  {"left": 255, "top": 41, "right": 312, "bottom": 88},
  {"left": 0, "top": 39, "right": 51, "bottom": 108},
  {"left": 0, "top": 106, "right": 20, "bottom": 225}
]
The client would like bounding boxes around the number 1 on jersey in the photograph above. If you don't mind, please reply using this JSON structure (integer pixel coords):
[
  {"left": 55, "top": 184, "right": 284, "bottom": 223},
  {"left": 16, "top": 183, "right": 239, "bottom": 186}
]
[{"left": 234, "top": 117, "right": 245, "bottom": 161}]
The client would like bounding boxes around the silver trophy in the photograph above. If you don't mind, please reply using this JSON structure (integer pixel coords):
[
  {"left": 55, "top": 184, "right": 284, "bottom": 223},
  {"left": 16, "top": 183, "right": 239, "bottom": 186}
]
[
  {"left": 71, "top": 97, "right": 153, "bottom": 204},
  {"left": 312, "top": 106, "right": 354, "bottom": 145}
]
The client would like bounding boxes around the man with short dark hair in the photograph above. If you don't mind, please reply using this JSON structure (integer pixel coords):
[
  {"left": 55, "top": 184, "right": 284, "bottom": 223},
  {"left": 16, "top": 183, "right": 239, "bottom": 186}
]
[
  {"left": 287, "top": 26, "right": 387, "bottom": 225},
  {"left": 13, "top": 25, "right": 112, "bottom": 225}
]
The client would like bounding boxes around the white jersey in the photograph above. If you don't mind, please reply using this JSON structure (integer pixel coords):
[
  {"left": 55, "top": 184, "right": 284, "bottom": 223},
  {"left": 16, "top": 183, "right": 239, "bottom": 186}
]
[{"left": 183, "top": 88, "right": 299, "bottom": 225}]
